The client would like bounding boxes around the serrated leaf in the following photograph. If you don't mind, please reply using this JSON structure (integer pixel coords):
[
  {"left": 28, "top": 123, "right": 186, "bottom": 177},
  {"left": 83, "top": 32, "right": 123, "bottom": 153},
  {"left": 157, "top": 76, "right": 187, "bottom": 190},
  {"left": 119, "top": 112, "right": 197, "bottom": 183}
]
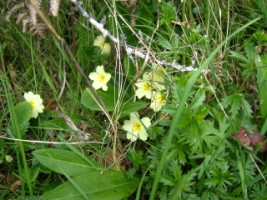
[
  {"left": 189, "top": 88, "right": 206, "bottom": 110},
  {"left": 160, "top": 2, "right": 176, "bottom": 25},
  {"left": 33, "top": 149, "right": 102, "bottom": 176},
  {"left": 222, "top": 93, "right": 252, "bottom": 118},
  {"left": 42, "top": 170, "right": 138, "bottom": 200},
  {"left": 157, "top": 37, "right": 173, "bottom": 50}
]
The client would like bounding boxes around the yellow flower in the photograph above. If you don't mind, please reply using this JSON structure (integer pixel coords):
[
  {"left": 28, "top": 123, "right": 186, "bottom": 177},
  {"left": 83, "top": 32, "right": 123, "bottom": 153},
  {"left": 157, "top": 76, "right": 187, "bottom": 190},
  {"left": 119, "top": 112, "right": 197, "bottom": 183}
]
[
  {"left": 122, "top": 113, "right": 151, "bottom": 142},
  {"left": 147, "top": 64, "right": 166, "bottom": 91},
  {"left": 93, "top": 35, "right": 111, "bottom": 55},
  {"left": 89, "top": 65, "right": 111, "bottom": 91},
  {"left": 150, "top": 91, "right": 166, "bottom": 112},
  {"left": 24, "top": 91, "right": 44, "bottom": 118},
  {"left": 135, "top": 75, "right": 153, "bottom": 99},
  {"left": 5, "top": 155, "right": 13, "bottom": 163}
]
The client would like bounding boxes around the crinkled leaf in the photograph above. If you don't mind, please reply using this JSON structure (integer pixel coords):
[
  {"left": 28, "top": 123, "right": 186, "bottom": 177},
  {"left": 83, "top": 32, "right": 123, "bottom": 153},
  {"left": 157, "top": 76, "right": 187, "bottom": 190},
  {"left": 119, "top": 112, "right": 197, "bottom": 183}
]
[
  {"left": 33, "top": 149, "right": 102, "bottom": 177},
  {"left": 42, "top": 170, "right": 139, "bottom": 200}
]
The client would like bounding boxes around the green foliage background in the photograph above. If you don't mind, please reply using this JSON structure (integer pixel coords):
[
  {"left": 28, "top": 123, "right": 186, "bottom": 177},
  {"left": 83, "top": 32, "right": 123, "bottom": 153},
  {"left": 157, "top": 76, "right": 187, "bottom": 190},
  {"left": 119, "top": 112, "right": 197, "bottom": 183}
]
[{"left": 0, "top": 0, "right": 267, "bottom": 199}]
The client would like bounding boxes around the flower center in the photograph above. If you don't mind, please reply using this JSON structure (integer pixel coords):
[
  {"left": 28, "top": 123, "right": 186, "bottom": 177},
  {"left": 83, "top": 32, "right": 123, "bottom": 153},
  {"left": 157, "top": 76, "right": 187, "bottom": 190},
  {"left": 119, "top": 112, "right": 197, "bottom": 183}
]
[
  {"left": 157, "top": 95, "right": 163, "bottom": 102},
  {"left": 143, "top": 82, "right": 151, "bottom": 91},
  {"left": 133, "top": 122, "right": 142, "bottom": 132},
  {"left": 29, "top": 101, "right": 36, "bottom": 109},
  {"left": 100, "top": 41, "right": 105, "bottom": 48},
  {"left": 98, "top": 74, "right": 106, "bottom": 82},
  {"left": 155, "top": 94, "right": 166, "bottom": 104}
]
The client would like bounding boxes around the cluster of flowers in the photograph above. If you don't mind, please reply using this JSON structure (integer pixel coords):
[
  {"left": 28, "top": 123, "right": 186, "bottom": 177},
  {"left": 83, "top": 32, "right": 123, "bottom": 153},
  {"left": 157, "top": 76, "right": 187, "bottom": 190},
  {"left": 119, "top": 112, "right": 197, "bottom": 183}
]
[
  {"left": 89, "top": 65, "right": 153, "bottom": 142},
  {"left": 124, "top": 66, "right": 168, "bottom": 142},
  {"left": 88, "top": 56, "right": 167, "bottom": 142},
  {"left": 22, "top": 36, "right": 168, "bottom": 143},
  {"left": 135, "top": 64, "right": 167, "bottom": 112}
]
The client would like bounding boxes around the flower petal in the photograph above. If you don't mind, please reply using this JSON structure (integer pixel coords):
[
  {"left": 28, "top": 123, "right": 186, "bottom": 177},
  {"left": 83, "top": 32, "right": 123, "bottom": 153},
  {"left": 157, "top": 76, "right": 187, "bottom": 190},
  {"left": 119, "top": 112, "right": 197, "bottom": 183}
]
[
  {"left": 102, "top": 43, "right": 111, "bottom": 55},
  {"left": 89, "top": 72, "right": 98, "bottom": 81},
  {"left": 123, "top": 113, "right": 151, "bottom": 142},
  {"left": 24, "top": 91, "right": 44, "bottom": 118},
  {"left": 138, "top": 130, "right": 148, "bottom": 141},
  {"left": 88, "top": 66, "right": 111, "bottom": 91},
  {"left": 127, "top": 132, "right": 138, "bottom": 142},
  {"left": 93, "top": 36, "right": 105, "bottom": 47},
  {"left": 141, "top": 117, "right": 151, "bottom": 128}
]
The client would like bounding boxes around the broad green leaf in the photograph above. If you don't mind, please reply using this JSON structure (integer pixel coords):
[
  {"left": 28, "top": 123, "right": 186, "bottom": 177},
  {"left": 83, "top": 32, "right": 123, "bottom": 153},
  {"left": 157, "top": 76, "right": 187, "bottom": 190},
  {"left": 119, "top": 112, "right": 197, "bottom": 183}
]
[
  {"left": 42, "top": 170, "right": 139, "bottom": 200},
  {"left": 39, "top": 118, "right": 68, "bottom": 130},
  {"left": 33, "top": 149, "right": 102, "bottom": 176},
  {"left": 14, "top": 101, "right": 32, "bottom": 127},
  {"left": 9, "top": 101, "right": 32, "bottom": 137},
  {"left": 81, "top": 87, "right": 116, "bottom": 111},
  {"left": 121, "top": 101, "right": 148, "bottom": 116}
]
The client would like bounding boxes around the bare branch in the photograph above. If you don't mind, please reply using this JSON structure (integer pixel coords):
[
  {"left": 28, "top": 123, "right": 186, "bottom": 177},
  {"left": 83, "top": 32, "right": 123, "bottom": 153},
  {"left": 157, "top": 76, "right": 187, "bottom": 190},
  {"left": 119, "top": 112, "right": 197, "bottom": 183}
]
[{"left": 70, "top": 0, "right": 196, "bottom": 72}]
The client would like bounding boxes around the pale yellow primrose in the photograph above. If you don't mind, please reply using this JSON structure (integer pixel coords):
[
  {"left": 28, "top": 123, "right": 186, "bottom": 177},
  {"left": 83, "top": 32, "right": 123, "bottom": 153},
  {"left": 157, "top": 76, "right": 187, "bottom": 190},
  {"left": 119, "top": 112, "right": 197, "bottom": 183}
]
[
  {"left": 135, "top": 65, "right": 167, "bottom": 100},
  {"left": 89, "top": 65, "right": 111, "bottom": 91},
  {"left": 147, "top": 64, "right": 166, "bottom": 91},
  {"left": 24, "top": 91, "right": 44, "bottom": 118},
  {"left": 122, "top": 113, "right": 151, "bottom": 142},
  {"left": 150, "top": 91, "right": 166, "bottom": 112},
  {"left": 93, "top": 35, "right": 111, "bottom": 55},
  {"left": 135, "top": 74, "right": 153, "bottom": 99}
]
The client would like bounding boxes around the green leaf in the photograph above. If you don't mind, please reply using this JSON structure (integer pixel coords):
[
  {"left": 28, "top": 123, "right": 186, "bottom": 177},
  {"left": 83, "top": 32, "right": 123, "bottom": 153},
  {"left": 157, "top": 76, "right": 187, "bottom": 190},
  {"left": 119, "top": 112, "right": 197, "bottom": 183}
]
[
  {"left": 39, "top": 118, "right": 68, "bottom": 130},
  {"left": 189, "top": 88, "right": 206, "bottom": 110},
  {"left": 230, "top": 51, "right": 248, "bottom": 63},
  {"left": 157, "top": 37, "right": 173, "bottom": 50},
  {"left": 257, "top": 54, "right": 267, "bottom": 119},
  {"left": 42, "top": 170, "right": 138, "bottom": 200},
  {"left": 15, "top": 101, "right": 32, "bottom": 127},
  {"left": 121, "top": 101, "right": 148, "bottom": 116},
  {"left": 222, "top": 93, "right": 252, "bottom": 118},
  {"left": 123, "top": 57, "right": 136, "bottom": 80},
  {"left": 81, "top": 87, "right": 116, "bottom": 111},
  {"left": 82, "top": 86, "right": 147, "bottom": 115},
  {"left": 9, "top": 101, "right": 32, "bottom": 137},
  {"left": 33, "top": 149, "right": 102, "bottom": 176},
  {"left": 160, "top": 2, "right": 177, "bottom": 25}
]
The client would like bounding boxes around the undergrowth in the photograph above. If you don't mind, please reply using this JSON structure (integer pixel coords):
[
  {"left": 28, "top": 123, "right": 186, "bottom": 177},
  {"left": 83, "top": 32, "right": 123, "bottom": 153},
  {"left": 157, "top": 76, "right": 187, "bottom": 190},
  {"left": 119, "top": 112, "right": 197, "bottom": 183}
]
[{"left": 0, "top": 0, "right": 267, "bottom": 200}]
